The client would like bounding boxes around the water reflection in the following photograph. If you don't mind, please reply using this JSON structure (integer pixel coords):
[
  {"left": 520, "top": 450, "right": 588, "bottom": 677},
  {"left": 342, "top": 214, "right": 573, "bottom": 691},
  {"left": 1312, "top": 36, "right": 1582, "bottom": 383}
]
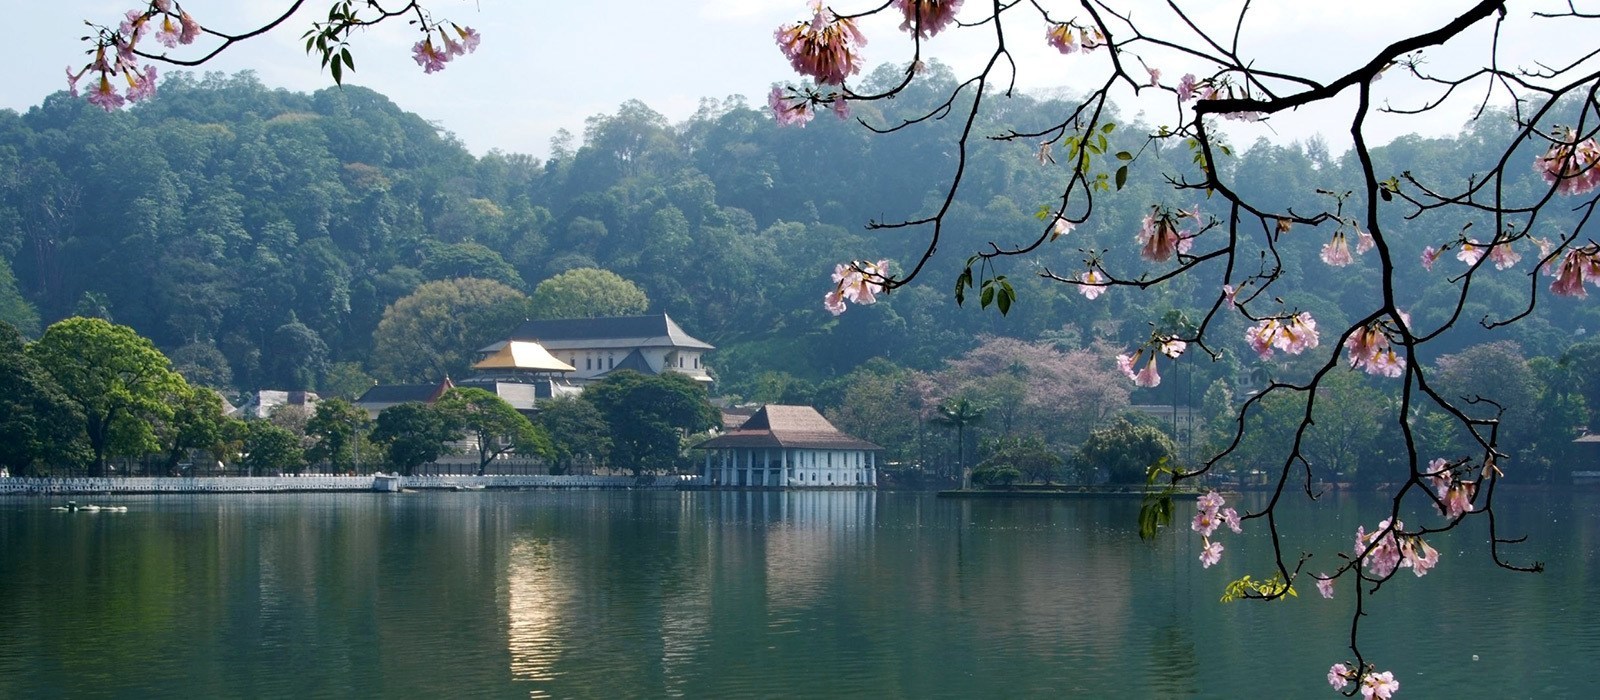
[{"left": 1, "top": 490, "right": 1596, "bottom": 697}]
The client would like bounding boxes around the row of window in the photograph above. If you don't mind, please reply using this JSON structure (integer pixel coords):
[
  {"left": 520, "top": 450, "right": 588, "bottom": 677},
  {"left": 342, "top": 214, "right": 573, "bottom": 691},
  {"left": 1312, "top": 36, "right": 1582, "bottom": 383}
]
[{"left": 566, "top": 353, "right": 703, "bottom": 372}]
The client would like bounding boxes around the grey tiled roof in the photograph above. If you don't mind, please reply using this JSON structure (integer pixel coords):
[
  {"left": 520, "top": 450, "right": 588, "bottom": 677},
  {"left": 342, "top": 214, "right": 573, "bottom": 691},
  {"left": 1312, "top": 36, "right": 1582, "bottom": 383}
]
[{"left": 504, "top": 313, "right": 714, "bottom": 350}]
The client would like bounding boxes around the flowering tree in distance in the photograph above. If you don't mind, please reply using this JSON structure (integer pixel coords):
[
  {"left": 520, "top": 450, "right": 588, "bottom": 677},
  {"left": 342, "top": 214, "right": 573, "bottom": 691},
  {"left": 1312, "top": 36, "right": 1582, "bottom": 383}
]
[{"left": 776, "top": 1, "right": 1588, "bottom": 695}]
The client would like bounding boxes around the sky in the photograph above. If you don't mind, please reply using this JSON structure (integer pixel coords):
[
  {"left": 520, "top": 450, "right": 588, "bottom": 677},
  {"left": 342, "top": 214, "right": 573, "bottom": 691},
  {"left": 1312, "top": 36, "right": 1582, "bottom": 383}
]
[{"left": 10, "top": 1, "right": 1589, "bottom": 160}]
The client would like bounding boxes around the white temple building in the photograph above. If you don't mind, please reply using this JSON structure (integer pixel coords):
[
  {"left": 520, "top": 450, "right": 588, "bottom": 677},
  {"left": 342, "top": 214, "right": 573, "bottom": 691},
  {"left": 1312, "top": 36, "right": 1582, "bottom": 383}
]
[{"left": 695, "top": 405, "right": 880, "bottom": 488}]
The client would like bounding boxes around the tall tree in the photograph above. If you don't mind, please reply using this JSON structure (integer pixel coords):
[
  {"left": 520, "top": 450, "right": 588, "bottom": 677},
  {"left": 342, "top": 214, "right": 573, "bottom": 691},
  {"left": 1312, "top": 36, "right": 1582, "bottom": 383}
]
[
  {"left": 370, "top": 402, "right": 455, "bottom": 477},
  {"left": 528, "top": 267, "right": 650, "bottom": 320},
  {"left": 583, "top": 370, "right": 719, "bottom": 476},
  {"left": 27, "top": 317, "right": 186, "bottom": 475},
  {"left": 0, "top": 321, "right": 86, "bottom": 475},
  {"left": 930, "top": 398, "right": 985, "bottom": 487},
  {"left": 368, "top": 277, "right": 533, "bottom": 382},
  {"left": 434, "top": 387, "right": 553, "bottom": 476},
  {"left": 534, "top": 396, "right": 612, "bottom": 475},
  {"left": 305, "top": 398, "right": 371, "bottom": 473}
]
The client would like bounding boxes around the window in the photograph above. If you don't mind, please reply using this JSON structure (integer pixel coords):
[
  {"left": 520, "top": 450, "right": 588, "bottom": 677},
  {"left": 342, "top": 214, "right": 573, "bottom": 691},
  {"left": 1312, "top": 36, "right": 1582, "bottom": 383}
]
[
  {"left": 608, "top": 355, "right": 614, "bottom": 369},
  {"left": 585, "top": 357, "right": 592, "bottom": 370}
]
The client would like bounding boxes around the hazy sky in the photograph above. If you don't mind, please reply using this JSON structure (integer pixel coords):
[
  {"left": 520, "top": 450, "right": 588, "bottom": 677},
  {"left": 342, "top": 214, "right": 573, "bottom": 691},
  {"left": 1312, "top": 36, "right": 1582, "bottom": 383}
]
[{"left": 11, "top": 1, "right": 1582, "bottom": 159}]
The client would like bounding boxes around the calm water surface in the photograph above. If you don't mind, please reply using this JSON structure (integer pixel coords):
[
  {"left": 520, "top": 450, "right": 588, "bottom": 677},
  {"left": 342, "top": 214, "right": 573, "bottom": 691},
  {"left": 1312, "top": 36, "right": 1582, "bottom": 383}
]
[{"left": 0, "top": 490, "right": 1595, "bottom": 698}]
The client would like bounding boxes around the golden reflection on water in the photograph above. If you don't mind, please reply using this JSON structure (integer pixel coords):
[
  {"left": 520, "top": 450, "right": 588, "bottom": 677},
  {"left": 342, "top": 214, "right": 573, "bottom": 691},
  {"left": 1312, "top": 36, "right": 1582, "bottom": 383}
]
[{"left": 506, "top": 537, "right": 565, "bottom": 694}]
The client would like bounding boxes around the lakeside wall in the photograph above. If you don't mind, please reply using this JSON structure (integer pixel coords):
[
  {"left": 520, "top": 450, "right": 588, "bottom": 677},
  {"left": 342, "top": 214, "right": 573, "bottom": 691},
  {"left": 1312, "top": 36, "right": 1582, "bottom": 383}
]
[{"left": 0, "top": 474, "right": 702, "bottom": 495}]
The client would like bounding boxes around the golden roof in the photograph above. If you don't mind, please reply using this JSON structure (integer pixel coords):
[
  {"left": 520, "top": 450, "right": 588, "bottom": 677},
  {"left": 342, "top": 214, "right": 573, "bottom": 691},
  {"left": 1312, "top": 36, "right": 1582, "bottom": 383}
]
[{"left": 472, "top": 341, "right": 576, "bottom": 373}]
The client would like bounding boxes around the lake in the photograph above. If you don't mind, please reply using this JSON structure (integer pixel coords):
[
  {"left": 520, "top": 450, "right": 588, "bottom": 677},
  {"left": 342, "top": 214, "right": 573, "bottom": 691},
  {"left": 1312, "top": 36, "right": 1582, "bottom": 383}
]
[{"left": 1, "top": 489, "right": 1595, "bottom": 698}]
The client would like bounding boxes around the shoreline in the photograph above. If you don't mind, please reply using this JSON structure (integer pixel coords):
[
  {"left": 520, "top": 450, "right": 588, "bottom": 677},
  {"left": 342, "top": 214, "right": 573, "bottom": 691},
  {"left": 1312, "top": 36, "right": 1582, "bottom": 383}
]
[{"left": 0, "top": 474, "right": 692, "bottom": 495}]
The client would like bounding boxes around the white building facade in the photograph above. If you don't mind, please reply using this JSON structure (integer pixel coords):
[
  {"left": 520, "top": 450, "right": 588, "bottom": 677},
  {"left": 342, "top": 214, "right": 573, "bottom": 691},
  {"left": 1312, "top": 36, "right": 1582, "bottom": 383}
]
[{"left": 697, "top": 405, "right": 879, "bottom": 488}]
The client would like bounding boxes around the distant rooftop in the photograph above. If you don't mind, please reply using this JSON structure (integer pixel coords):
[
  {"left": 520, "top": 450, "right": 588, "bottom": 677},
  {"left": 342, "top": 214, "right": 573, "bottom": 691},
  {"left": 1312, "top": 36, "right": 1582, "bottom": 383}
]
[
  {"left": 472, "top": 340, "right": 575, "bottom": 373},
  {"left": 497, "top": 313, "right": 713, "bottom": 351},
  {"left": 698, "top": 405, "right": 880, "bottom": 451}
]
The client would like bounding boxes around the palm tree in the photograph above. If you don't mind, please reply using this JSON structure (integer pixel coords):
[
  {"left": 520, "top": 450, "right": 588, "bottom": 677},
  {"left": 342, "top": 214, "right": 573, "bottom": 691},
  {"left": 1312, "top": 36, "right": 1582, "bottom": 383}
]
[{"left": 932, "top": 399, "right": 986, "bottom": 489}]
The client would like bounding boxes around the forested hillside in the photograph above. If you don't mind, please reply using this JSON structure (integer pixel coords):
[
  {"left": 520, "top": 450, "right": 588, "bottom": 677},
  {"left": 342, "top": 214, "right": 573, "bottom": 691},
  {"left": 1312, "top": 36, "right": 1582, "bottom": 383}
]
[{"left": 2, "top": 68, "right": 1596, "bottom": 428}]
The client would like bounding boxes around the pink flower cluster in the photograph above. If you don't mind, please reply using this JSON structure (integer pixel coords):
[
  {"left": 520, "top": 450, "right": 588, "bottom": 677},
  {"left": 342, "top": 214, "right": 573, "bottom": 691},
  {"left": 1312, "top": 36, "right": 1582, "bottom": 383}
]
[
  {"left": 411, "top": 24, "right": 480, "bottom": 74},
  {"left": 895, "top": 0, "right": 963, "bottom": 38},
  {"left": 1075, "top": 266, "right": 1107, "bottom": 299},
  {"left": 1328, "top": 664, "right": 1399, "bottom": 699},
  {"left": 1354, "top": 518, "right": 1440, "bottom": 578},
  {"left": 1116, "top": 350, "right": 1162, "bottom": 387},
  {"left": 1243, "top": 312, "right": 1319, "bottom": 360},
  {"left": 68, "top": 2, "right": 197, "bottom": 110},
  {"left": 1136, "top": 207, "right": 1202, "bottom": 262},
  {"left": 1319, "top": 227, "right": 1374, "bottom": 267},
  {"left": 1426, "top": 458, "right": 1476, "bottom": 520},
  {"left": 1344, "top": 318, "right": 1406, "bottom": 378},
  {"left": 1191, "top": 491, "right": 1241, "bottom": 568},
  {"left": 1116, "top": 335, "right": 1186, "bottom": 387},
  {"left": 1045, "top": 21, "right": 1105, "bottom": 54},
  {"left": 1534, "top": 128, "right": 1600, "bottom": 196},
  {"left": 1549, "top": 245, "right": 1600, "bottom": 298},
  {"left": 823, "top": 259, "right": 890, "bottom": 315},
  {"left": 776, "top": 2, "right": 868, "bottom": 86}
]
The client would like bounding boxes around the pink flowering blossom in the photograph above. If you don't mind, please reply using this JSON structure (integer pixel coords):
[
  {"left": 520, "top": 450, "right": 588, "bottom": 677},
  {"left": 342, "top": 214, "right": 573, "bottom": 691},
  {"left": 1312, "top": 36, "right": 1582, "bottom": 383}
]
[
  {"left": 1550, "top": 248, "right": 1591, "bottom": 298},
  {"left": 822, "top": 259, "right": 889, "bottom": 314},
  {"left": 1045, "top": 23, "right": 1077, "bottom": 54},
  {"left": 823, "top": 289, "right": 846, "bottom": 315},
  {"left": 1192, "top": 508, "right": 1219, "bottom": 537},
  {"left": 1328, "top": 664, "right": 1352, "bottom": 691},
  {"left": 1316, "top": 574, "right": 1335, "bottom": 599},
  {"left": 1534, "top": 128, "right": 1600, "bottom": 196},
  {"left": 1345, "top": 321, "right": 1406, "bottom": 377},
  {"left": 120, "top": 10, "right": 147, "bottom": 42},
  {"left": 831, "top": 96, "right": 850, "bottom": 119},
  {"left": 1421, "top": 246, "right": 1438, "bottom": 271},
  {"left": 1320, "top": 232, "right": 1354, "bottom": 267},
  {"left": 1135, "top": 356, "right": 1161, "bottom": 387},
  {"left": 1221, "top": 284, "right": 1237, "bottom": 304},
  {"left": 1146, "top": 67, "right": 1161, "bottom": 87},
  {"left": 88, "top": 75, "right": 126, "bottom": 111},
  {"left": 1219, "top": 507, "right": 1241, "bottom": 534},
  {"left": 1437, "top": 475, "right": 1476, "bottom": 520},
  {"left": 776, "top": 3, "right": 868, "bottom": 85},
  {"left": 155, "top": 15, "right": 181, "bottom": 48},
  {"left": 454, "top": 25, "right": 481, "bottom": 52},
  {"left": 1137, "top": 213, "right": 1182, "bottom": 262},
  {"left": 1079, "top": 26, "right": 1106, "bottom": 52},
  {"left": 1426, "top": 457, "right": 1452, "bottom": 495},
  {"left": 1456, "top": 242, "right": 1485, "bottom": 266},
  {"left": 1077, "top": 268, "right": 1107, "bottom": 299},
  {"left": 1244, "top": 319, "right": 1278, "bottom": 359},
  {"left": 1197, "top": 491, "right": 1224, "bottom": 511},
  {"left": 1116, "top": 352, "right": 1138, "bottom": 381},
  {"left": 768, "top": 87, "right": 815, "bottom": 127},
  {"left": 126, "top": 65, "right": 158, "bottom": 102},
  {"left": 1489, "top": 241, "right": 1521, "bottom": 270},
  {"left": 1051, "top": 216, "right": 1074, "bottom": 240},
  {"left": 894, "top": 0, "right": 962, "bottom": 38},
  {"left": 1159, "top": 338, "right": 1187, "bottom": 359},
  {"left": 65, "top": 67, "right": 83, "bottom": 98},
  {"left": 1176, "top": 73, "right": 1197, "bottom": 102},
  {"left": 412, "top": 38, "right": 447, "bottom": 73},
  {"left": 1361, "top": 670, "right": 1400, "bottom": 700},
  {"left": 1274, "top": 313, "right": 1320, "bottom": 355},
  {"left": 1199, "top": 539, "right": 1223, "bottom": 567},
  {"left": 1355, "top": 229, "right": 1375, "bottom": 254},
  {"left": 179, "top": 11, "right": 201, "bottom": 44}
]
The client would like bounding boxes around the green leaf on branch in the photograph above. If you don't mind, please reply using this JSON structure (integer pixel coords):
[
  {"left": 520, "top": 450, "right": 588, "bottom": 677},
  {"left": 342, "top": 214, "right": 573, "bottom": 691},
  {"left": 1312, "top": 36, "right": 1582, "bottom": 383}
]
[
  {"left": 1115, "top": 165, "right": 1128, "bottom": 190},
  {"left": 1221, "top": 574, "right": 1296, "bottom": 603}
]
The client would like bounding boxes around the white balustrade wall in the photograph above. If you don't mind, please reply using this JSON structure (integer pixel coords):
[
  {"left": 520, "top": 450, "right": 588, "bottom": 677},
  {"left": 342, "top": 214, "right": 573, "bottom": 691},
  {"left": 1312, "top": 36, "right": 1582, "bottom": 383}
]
[{"left": 0, "top": 474, "right": 702, "bottom": 495}]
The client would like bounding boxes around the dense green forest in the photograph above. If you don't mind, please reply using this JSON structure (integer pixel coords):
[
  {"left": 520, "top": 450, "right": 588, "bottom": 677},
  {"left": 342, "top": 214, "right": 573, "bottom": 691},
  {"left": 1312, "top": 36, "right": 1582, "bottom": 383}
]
[{"left": 3, "top": 68, "right": 1599, "bottom": 481}]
